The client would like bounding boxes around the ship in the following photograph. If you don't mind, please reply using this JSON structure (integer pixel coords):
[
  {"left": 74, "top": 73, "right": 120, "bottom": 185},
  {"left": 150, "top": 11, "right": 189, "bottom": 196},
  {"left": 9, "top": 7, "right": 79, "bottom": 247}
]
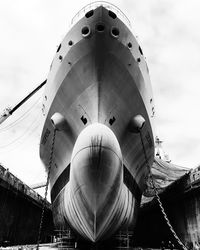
[{"left": 40, "top": 1, "right": 155, "bottom": 244}]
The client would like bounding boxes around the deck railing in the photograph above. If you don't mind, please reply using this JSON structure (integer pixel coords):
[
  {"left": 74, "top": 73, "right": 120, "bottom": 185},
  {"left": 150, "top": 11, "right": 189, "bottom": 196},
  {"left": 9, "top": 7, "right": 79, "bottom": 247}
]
[{"left": 71, "top": 1, "right": 131, "bottom": 28}]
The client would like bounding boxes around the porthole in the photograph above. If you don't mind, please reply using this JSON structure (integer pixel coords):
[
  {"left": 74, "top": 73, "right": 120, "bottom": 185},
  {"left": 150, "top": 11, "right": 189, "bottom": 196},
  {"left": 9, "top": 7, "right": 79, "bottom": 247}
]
[
  {"left": 59, "top": 55, "right": 63, "bottom": 61},
  {"left": 127, "top": 42, "right": 132, "bottom": 49},
  {"left": 108, "top": 10, "right": 117, "bottom": 19},
  {"left": 68, "top": 40, "right": 73, "bottom": 46},
  {"left": 85, "top": 10, "right": 94, "bottom": 18},
  {"left": 111, "top": 27, "right": 119, "bottom": 38},
  {"left": 56, "top": 44, "right": 61, "bottom": 53},
  {"left": 96, "top": 23, "right": 105, "bottom": 32},
  {"left": 139, "top": 46, "right": 143, "bottom": 55},
  {"left": 81, "top": 26, "right": 91, "bottom": 38}
]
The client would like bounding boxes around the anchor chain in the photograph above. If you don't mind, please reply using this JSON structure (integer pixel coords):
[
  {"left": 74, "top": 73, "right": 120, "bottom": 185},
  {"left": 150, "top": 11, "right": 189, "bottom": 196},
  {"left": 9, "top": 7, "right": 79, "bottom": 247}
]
[
  {"left": 149, "top": 173, "right": 187, "bottom": 250},
  {"left": 36, "top": 128, "right": 57, "bottom": 249},
  {"left": 139, "top": 130, "right": 187, "bottom": 250}
]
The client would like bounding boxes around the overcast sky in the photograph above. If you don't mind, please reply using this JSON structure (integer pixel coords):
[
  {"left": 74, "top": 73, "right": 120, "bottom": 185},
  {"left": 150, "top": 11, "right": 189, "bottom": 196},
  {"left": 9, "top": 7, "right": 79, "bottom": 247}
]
[{"left": 0, "top": 0, "right": 200, "bottom": 195}]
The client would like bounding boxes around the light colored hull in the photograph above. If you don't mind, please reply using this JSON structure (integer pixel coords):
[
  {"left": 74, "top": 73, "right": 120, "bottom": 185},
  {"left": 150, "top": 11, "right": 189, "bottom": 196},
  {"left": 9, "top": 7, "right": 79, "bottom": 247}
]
[{"left": 40, "top": 5, "right": 154, "bottom": 242}]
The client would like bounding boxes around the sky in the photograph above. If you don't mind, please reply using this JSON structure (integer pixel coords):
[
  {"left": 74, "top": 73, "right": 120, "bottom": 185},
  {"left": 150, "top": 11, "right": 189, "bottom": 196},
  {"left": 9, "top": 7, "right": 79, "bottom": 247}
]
[{"left": 0, "top": 0, "right": 200, "bottom": 197}]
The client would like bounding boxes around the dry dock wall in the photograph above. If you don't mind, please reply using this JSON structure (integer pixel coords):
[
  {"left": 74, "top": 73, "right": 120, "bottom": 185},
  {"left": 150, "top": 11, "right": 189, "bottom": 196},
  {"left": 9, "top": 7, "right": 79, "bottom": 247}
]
[
  {"left": 134, "top": 168, "right": 200, "bottom": 249},
  {"left": 1, "top": 161, "right": 200, "bottom": 249},
  {"left": 0, "top": 165, "right": 54, "bottom": 246}
]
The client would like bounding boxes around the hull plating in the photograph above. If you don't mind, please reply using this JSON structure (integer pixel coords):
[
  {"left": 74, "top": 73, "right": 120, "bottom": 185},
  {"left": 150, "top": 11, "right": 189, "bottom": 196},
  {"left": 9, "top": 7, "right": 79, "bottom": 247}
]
[{"left": 40, "top": 5, "right": 154, "bottom": 243}]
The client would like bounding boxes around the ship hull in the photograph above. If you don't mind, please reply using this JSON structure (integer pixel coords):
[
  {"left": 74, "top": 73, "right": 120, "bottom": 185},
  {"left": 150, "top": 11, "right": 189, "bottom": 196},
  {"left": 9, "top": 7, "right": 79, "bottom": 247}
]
[{"left": 40, "top": 4, "right": 154, "bottom": 243}]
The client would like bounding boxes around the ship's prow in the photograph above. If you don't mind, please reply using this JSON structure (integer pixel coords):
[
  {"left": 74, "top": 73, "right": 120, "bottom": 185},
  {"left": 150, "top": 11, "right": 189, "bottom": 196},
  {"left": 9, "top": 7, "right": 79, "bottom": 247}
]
[{"left": 40, "top": 2, "right": 155, "bottom": 243}]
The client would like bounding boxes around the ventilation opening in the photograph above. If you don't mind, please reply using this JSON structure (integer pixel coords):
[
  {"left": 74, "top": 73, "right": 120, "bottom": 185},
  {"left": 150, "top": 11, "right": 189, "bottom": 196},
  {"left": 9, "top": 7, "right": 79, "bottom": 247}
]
[
  {"left": 109, "top": 116, "right": 116, "bottom": 125},
  {"left": 81, "top": 116, "right": 87, "bottom": 125},
  {"left": 56, "top": 44, "right": 61, "bottom": 53},
  {"left": 108, "top": 10, "right": 117, "bottom": 19},
  {"left": 96, "top": 23, "right": 105, "bottom": 32},
  {"left": 111, "top": 27, "right": 119, "bottom": 38},
  {"left": 85, "top": 10, "right": 94, "bottom": 18},
  {"left": 81, "top": 26, "right": 91, "bottom": 37},
  {"left": 139, "top": 46, "right": 143, "bottom": 55}
]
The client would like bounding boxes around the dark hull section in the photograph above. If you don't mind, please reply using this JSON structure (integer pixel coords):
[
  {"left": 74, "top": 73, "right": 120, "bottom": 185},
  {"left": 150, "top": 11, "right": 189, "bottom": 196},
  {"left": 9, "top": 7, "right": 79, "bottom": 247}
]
[{"left": 40, "top": 4, "right": 154, "bottom": 243}]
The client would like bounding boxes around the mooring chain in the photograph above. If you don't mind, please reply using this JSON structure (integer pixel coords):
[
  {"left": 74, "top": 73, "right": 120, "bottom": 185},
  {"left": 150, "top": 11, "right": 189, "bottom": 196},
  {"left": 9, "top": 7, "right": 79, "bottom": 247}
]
[
  {"left": 139, "top": 130, "right": 187, "bottom": 250},
  {"left": 36, "top": 128, "right": 57, "bottom": 250}
]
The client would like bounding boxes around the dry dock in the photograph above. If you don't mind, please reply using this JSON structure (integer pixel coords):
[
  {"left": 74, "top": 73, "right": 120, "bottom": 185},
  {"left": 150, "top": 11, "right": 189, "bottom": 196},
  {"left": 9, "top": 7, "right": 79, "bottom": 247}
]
[
  {"left": 0, "top": 160, "right": 200, "bottom": 249},
  {"left": 135, "top": 162, "right": 200, "bottom": 249},
  {"left": 0, "top": 164, "right": 53, "bottom": 246}
]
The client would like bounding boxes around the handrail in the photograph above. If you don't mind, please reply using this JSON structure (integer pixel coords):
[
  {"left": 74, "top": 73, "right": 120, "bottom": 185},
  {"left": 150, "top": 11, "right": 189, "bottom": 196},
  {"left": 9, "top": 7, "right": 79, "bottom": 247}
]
[{"left": 71, "top": 1, "right": 131, "bottom": 28}]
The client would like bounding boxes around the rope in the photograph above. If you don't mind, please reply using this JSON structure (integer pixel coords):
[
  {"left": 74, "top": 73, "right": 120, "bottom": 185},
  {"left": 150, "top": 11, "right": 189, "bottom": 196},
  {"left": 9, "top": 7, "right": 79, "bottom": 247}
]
[
  {"left": 36, "top": 128, "right": 57, "bottom": 249},
  {"left": 139, "top": 130, "right": 187, "bottom": 250}
]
